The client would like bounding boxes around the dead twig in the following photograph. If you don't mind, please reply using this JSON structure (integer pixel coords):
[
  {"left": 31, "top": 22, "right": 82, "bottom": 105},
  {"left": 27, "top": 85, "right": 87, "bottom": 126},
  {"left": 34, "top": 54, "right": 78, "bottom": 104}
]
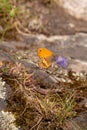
[
  {"left": 30, "top": 117, "right": 43, "bottom": 130},
  {"left": 14, "top": 20, "right": 31, "bottom": 36}
]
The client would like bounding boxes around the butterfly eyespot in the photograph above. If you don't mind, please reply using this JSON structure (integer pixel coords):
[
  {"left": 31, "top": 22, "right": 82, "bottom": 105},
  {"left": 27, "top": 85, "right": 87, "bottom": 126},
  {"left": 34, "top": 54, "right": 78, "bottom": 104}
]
[{"left": 39, "top": 49, "right": 41, "bottom": 52}]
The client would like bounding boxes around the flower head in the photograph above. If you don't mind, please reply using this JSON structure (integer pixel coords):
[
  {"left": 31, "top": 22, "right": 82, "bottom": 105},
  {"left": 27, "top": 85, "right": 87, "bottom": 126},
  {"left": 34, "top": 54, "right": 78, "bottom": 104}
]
[{"left": 56, "top": 56, "right": 68, "bottom": 68}]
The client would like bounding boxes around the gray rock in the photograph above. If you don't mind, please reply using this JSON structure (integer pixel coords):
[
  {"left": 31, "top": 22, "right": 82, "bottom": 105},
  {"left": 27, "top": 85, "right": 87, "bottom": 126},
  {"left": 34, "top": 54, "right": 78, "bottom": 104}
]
[
  {"left": 60, "top": 0, "right": 87, "bottom": 20},
  {"left": 0, "top": 78, "right": 20, "bottom": 130}
]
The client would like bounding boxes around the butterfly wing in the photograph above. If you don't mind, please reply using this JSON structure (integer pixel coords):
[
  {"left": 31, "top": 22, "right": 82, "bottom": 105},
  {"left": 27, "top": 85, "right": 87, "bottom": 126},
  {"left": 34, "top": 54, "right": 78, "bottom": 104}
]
[
  {"left": 38, "top": 48, "right": 54, "bottom": 68},
  {"left": 38, "top": 48, "right": 54, "bottom": 58}
]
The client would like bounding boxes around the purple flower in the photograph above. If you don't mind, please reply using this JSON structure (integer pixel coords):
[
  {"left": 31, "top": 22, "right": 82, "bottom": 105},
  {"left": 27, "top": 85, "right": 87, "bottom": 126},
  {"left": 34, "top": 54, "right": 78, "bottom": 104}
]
[{"left": 56, "top": 56, "right": 68, "bottom": 68}]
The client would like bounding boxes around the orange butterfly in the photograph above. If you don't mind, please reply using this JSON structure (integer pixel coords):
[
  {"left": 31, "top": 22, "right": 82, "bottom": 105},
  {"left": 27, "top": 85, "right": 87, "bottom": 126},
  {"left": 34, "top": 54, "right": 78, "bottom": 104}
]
[{"left": 38, "top": 48, "right": 54, "bottom": 68}]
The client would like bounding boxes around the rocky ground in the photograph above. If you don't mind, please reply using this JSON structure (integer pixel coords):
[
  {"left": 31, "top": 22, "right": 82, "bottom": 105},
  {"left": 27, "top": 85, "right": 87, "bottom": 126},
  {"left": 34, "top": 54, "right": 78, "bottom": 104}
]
[{"left": 0, "top": 0, "right": 87, "bottom": 130}]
